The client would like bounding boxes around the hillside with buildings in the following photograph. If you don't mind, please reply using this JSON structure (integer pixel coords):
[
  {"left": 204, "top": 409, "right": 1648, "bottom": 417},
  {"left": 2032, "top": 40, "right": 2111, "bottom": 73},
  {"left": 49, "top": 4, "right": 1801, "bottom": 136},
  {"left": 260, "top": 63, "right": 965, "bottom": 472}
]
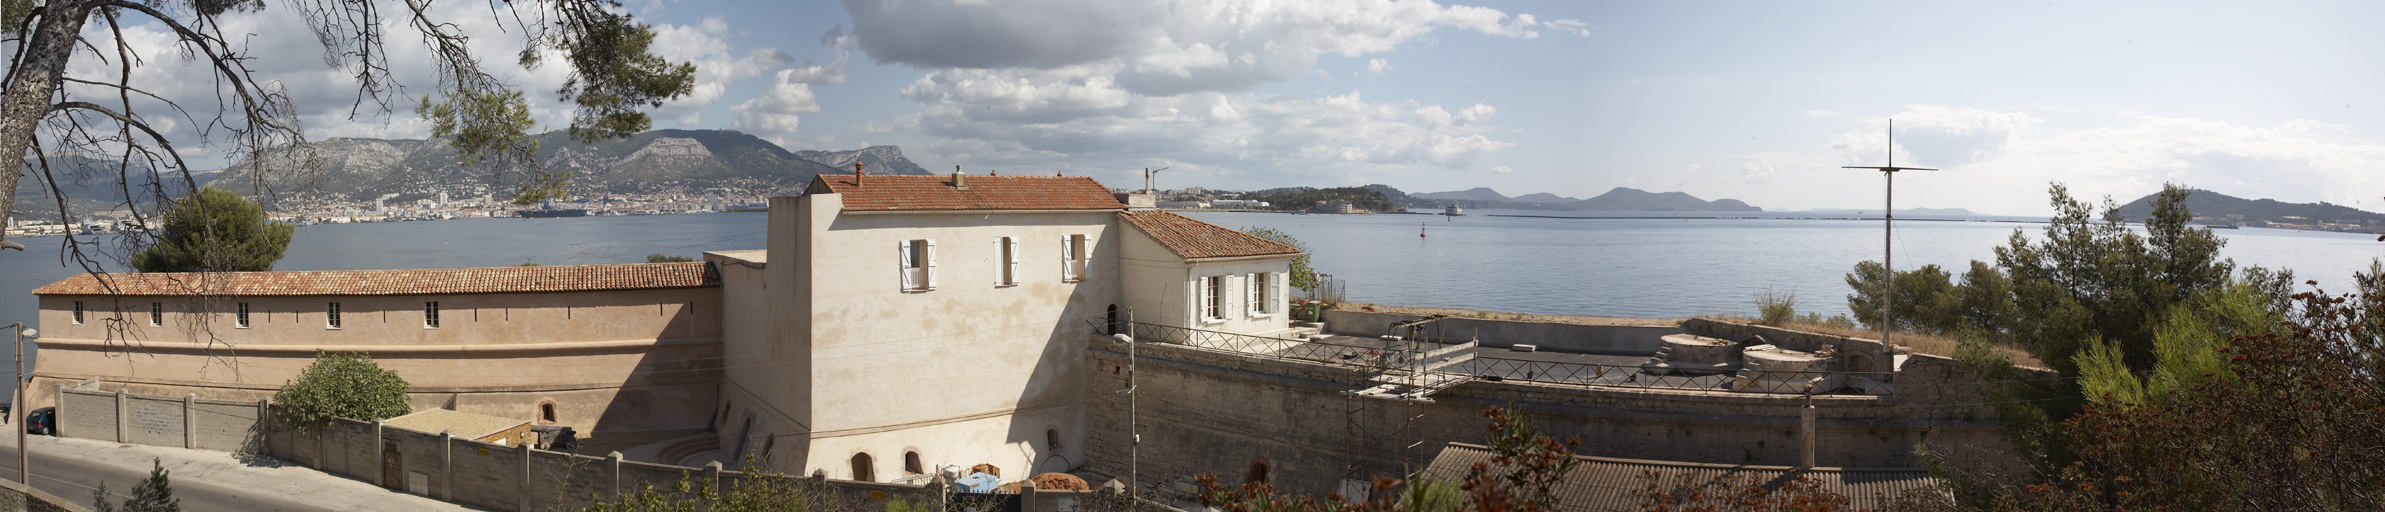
[
  {"left": 211, "top": 129, "right": 932, "bottom": 208},
  {"left": 2116, "top": 188, "right": 2385, "bottom": 233},
  {"left": 1410, "top": 186, "right": 1762, "bottom": 211}
]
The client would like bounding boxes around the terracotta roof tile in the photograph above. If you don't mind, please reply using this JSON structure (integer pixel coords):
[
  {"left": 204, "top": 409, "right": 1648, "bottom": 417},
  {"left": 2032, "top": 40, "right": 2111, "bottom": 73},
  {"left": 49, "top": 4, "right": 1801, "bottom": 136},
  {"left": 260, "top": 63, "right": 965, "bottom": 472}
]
[
  {"left": 30, "top": 262, "right": 720, "bottom": 297},
  {"left": 1118, "top": 210, "right": 1302, "bottom": 260},
  {"left": 809, "top": 174, "right": 1125, "bottom": 211}
]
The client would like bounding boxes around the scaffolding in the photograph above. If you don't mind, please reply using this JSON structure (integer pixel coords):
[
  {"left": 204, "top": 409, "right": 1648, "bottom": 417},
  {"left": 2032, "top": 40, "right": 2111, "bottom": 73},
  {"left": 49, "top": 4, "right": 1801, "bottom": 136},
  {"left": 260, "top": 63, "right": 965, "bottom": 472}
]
[{"left": 1340, "top": 316, "right": 1476, "bottom": 494}]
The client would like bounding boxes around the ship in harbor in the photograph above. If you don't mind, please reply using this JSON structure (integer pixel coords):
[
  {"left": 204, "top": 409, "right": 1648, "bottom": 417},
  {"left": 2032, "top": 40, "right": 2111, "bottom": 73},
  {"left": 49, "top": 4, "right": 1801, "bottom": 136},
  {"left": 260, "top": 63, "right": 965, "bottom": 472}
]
[{"left": 517, "top": 200, "right": 593, "bottom": 218}]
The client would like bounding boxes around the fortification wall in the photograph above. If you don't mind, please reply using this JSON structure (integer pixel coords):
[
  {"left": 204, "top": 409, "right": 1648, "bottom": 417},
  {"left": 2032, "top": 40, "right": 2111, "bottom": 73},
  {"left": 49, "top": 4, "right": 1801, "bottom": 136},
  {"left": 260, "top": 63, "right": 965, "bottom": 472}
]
[
  {"left": 1082, "top": 334, "right": 2019, "bottom": 497},
  {"left": 1321, "top": 310, "right": 1681, "bottom": 354}
]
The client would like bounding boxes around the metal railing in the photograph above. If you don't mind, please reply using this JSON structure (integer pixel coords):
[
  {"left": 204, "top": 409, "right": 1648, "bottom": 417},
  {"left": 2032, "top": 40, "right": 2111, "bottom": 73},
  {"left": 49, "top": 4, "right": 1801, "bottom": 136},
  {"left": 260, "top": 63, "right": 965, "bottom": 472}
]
[{"left": 1096, "top": 320, "right": 1893, "bottom": 396}]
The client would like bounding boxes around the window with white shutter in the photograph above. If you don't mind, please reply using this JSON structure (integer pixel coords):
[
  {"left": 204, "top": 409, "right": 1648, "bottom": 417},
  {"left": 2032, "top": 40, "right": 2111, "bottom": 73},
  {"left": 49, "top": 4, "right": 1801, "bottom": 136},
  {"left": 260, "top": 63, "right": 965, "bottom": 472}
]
[
  {"left": 1270, "top": 271, "right": 1285, "bottom": 315},
  {"left": 901, "top": 239, "right": 935, "bottom": 291},
  {"left": 1201, "top": 275, "right": 1224, "bottom": 322},
  {"left": 995, "top": 237, "right": 1019, "bottom": 286},
  {"left": 1249, "top": 272, "right": 1270, "bottom": 317},
  {"left": 1063, "top": 234, "right": 1089, "bottom": 282}
]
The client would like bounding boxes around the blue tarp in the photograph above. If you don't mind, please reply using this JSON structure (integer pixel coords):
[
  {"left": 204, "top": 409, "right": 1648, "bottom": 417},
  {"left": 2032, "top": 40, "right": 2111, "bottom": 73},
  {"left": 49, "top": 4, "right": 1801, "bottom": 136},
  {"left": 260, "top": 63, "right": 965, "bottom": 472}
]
[{"left": 952, "top": 472, "right": 1001, "bottom": 493}]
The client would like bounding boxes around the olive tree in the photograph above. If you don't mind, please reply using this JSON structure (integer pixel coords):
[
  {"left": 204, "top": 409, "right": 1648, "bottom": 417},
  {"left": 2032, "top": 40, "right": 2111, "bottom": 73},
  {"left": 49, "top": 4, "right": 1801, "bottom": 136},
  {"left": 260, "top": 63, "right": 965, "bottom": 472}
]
[
  {"left": 271, "top": 351, "right": 410, "bottom": 433},
  {"left": 0, "top": 0, "right": 696, "bottom": 255}
]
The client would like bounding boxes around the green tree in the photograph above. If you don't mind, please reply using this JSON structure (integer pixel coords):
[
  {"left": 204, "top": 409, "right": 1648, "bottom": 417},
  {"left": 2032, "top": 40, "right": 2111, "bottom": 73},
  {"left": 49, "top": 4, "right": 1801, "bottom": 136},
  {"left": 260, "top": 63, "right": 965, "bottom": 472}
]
[
  {"left": 130, "top": 188, "right": 294, "bottom": 272},
  {"left": 0, "top": 0, "right": 696, "bottom": 252},
  {"left": 584, "top": 455, "right": 809, "bottom": 511},
  {"left": 272, "top": 352, "right": 411, "bottom": 434},
  {"left": 95, "top": 458, "right": 181, "bottom": 512},
  {"left": 1239, "top": 227, "right": 1317, "bottom": 291},
  {"left": 647, "top": 253, "right": 695, "bottom": 263}
]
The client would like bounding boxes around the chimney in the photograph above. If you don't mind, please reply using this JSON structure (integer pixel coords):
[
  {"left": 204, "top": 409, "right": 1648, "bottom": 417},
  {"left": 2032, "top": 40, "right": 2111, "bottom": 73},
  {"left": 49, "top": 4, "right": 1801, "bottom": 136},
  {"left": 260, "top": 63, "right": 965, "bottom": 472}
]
[
  {"left": 854, "top": 161, "right": 865, "bottom": 187},
  {"left": 953, "top": 165, "right": 969, "bottom": 190}
]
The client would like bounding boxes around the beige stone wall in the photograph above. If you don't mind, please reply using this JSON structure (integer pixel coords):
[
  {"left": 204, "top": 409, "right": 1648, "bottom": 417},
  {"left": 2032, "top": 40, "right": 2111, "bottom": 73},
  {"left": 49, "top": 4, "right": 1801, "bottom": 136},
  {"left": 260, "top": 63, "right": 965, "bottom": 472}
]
[
  {"left": 29, "top": 286, "right": 723, "bottom": 433},
  {"left": 730, "top": 192, "right": 1116, "bottom": 478}
]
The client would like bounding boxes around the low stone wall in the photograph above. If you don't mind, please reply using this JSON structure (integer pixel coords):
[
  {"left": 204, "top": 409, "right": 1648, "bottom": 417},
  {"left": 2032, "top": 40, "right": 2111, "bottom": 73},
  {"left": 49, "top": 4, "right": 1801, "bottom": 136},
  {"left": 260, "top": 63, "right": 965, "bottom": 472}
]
[
  {"left": 1082, "top": 334, "right": 2020, "bottom": 497},
  {"left": 55, "top": 380, "right": 267, "bottom": 453},
  {"left": 1321, "top": 310, "right": 1682, "bottom": 354},
  {"left": 0, "top": 477, "right": 94, "bottom": 512}
]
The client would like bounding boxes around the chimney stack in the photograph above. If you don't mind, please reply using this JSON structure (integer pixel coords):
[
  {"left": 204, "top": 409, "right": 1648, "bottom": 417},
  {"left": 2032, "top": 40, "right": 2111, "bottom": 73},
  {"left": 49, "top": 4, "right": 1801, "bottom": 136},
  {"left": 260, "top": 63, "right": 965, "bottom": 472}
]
[
  {"left": 953, "top": 165, "right": 969, "bottom": 189},
  {"left": 854, "top": 161, "right": 865, "bottom": 187}
]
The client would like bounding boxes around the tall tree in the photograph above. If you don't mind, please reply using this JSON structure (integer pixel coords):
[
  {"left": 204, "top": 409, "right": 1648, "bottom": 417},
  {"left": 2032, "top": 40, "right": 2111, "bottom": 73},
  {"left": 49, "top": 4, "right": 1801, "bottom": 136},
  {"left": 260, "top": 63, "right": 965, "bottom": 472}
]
[
  {"left": 0, "top": 0, "right": 696, "bottom": 253},
  {"left": 131, "top": 187, "right": 292, "bottom": 272}
]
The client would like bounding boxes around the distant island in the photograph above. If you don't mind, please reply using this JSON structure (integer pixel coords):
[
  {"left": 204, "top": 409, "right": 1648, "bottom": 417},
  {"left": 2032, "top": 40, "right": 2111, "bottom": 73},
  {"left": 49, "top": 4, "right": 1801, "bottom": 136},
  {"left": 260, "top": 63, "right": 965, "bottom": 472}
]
[
  {"left": 2116, "top": 189, "right": 2384, "bottom": 234},
  {"left": 1156, "top": 184, "right": 1759, "bottom": 213},
  {"left": 1393, "top": 186, "right": 1760, "bottom": 212}
]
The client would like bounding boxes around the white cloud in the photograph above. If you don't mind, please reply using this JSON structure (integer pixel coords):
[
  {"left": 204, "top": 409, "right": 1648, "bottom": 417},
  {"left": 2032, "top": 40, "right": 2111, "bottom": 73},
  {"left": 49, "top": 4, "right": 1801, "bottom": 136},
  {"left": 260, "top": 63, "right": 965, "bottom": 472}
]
[
  {"left": 1742, "top": 160, "right": 1777, "bottom": 184},
  {"left": 1488, "top": 165, "right": 1513, "bottom": 174},
  {"left": 731, "top": 70, "right": 825, "bottom": 142},
  {"left": 1817, "top": 106, "right": 2385, "bottom": 214},
  {"left": 649, "top": 18, "right": 793, "bottom": 125},
  {"left": 1544, "top": 19, "right": 1592, "bottom": 37},
  {"left": 1357, "top": 58, "right": 1393, "bottom": 78}
]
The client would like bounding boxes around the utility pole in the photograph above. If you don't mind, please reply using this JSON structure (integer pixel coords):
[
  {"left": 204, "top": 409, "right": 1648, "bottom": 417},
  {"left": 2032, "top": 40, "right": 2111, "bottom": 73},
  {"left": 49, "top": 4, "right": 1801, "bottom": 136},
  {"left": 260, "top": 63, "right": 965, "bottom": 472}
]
[
  {"left": 14, "top": 322, "right": 34, "bottom": 485},
  {"left": 1116, "top": 308, "right": 1140, "bottom": 495},
  {"left": 1842, "top": 120, "right": 1936, "bottom": 349},
  {"left": 1142, "top": 167, "right": 1168, "bottom": 194}
]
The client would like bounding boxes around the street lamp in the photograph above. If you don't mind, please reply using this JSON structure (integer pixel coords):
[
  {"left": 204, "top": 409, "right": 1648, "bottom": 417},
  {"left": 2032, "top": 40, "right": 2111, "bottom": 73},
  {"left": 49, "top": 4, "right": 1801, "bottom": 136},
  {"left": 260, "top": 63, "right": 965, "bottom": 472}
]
[{"left": 13, "top": 322, "right": 33, "bottom": 485}]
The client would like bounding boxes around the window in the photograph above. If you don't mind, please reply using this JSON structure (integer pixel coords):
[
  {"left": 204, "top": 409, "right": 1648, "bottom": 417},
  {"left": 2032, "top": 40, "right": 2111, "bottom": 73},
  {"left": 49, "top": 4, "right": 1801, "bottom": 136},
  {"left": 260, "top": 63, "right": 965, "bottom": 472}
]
[
  {"left": 1201, "top": 275, "right": 1226, "bottom": 322},
  {"left": 1062, "top": 234, "right": 1089, "bottom": 281},
  {"left": 236, "top": 302, "right": 251, "bottom": 328},
  {"left": 72, "top": 301, "right": 83, "bottom": 324},
  {"left": 424, "top": 302, "right": 441, "bottom": 328},
  {"left": 1248, "top": 273, "right": 1269, "bottom": 317},
  {"left": 1046, "top": 428, "right": 1063, "bottom": 451},
  {"left": 327, "top": 302, "right": 342, "bottom": 329},
  {"left": 994, "top": 236, "right": 1019, "bottom": 286},
  {"left": 905, "top": 451, "right": 924, "bottom": 475},
  {"left": 149, "top": 302, "right": 162, "bottom": 326},
  {"left": 899, "top": 239, "right": 937, "bottom": 291},
  {"left": 851, "top": 452, "right": 876, "bottom": 482},
  {"left": 540, "top": 402, "right": 557, "bottom": 424}
]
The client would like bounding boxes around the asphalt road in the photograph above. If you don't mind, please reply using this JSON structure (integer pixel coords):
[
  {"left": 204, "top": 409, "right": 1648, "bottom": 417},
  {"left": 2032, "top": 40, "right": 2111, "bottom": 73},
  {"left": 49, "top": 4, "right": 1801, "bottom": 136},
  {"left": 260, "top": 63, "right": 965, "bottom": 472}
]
[{"left": 0, "top": 438, "right": 334, "bottom": 512}]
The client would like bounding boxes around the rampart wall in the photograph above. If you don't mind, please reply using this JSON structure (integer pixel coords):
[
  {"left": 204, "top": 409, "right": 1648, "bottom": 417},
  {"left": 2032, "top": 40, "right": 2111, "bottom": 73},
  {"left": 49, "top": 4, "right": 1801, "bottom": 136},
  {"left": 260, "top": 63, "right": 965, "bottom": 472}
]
[
  {"left": 1321, "top": 310, "right": 1681, "bottom": 354},
  {"left": 1082, "top": 332, "right": 2021, "bottom": 497}
]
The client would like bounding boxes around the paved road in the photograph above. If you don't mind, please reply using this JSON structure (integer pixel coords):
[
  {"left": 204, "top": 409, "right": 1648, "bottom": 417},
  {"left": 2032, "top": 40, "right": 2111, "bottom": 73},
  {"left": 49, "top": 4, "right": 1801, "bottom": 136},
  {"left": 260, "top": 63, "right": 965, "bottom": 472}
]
[{"left": 0, "top": 431, "right": 477, "bottom": 511}]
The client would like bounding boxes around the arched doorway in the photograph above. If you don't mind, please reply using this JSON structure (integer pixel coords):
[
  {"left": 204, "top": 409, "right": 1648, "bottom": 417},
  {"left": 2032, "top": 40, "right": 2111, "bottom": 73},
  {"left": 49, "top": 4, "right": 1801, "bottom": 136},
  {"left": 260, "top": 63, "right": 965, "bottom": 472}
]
[
  {"left": 1107, "top": 304, "right": 1121, "bottom": 335},
  {"left": 852, "top": 452, "right": 876, "bottom": 482},
  {"left": 1244, "top": 457, "right": 1272, "bottom": 486}
]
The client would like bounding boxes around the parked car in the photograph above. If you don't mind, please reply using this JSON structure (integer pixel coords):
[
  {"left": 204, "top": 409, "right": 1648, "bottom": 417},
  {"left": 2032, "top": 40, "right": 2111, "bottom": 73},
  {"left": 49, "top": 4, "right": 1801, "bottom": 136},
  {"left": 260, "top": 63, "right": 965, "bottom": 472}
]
[{"left": 24, "top": 407, "right": 54, "bottom": 436}]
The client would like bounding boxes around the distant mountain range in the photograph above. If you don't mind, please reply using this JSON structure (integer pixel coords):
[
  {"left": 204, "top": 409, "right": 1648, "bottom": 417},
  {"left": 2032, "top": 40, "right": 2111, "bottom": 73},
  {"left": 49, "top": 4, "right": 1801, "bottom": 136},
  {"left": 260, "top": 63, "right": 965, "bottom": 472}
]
[
  {"left": 1402, "top": 186, "right": 1761, "bottom": 212},
  {"left": 211, "top": 129, "right": 931, "bottom": 206},
  {"left": 1793, "top": 207, "right": 1983, "bottom": 216}
]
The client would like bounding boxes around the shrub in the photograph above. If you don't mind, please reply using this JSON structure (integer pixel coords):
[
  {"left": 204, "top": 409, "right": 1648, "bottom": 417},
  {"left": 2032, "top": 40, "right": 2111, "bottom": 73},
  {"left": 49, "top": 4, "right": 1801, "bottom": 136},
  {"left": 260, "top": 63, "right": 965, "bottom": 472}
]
[{"left": 272, "top": 352, "right": 412, "bottom": 433}]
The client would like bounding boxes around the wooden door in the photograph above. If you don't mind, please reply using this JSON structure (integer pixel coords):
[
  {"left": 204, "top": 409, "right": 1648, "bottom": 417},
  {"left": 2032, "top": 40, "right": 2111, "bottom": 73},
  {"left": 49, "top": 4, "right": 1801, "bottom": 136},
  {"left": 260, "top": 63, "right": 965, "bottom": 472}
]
[{"left": 381, "top": 438, "right": 403, "bottom": 490}]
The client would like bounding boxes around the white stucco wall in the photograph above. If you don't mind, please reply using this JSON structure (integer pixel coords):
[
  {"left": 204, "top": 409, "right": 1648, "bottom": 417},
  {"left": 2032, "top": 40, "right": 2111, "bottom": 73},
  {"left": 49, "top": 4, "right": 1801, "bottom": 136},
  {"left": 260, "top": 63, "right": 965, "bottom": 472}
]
[{"left": 1115, "top": 223, "right": 1295, "bottom": 335}]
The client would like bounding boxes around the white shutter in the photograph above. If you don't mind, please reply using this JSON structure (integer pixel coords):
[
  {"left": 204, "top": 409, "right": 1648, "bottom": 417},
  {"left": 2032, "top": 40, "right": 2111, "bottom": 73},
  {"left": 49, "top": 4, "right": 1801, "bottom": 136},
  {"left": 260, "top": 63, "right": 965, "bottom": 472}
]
[
  {"left": 1060, "top": 236, "right": 1075, "bottom": 281},
  {"left": 899, "top": 240, "right": 916, "bottom": 291},
  {"left": 1007, "top": 237, "right": 1021, "bottom": 285},
  {"left": 1271, "top": 271, "right": 1285, "bottom": 315},
  {"left": 926, "top": 239, "right": 939, "bottom": 290},
  {"left": 1079, "top": 236, "right": 1094, "bottom": 281},
  {"left": 1222, "top": 275, "right": 1237, "bottom": 320},
  {"left": 993, "top": 238, "right": 1005, "bottom": 285}
]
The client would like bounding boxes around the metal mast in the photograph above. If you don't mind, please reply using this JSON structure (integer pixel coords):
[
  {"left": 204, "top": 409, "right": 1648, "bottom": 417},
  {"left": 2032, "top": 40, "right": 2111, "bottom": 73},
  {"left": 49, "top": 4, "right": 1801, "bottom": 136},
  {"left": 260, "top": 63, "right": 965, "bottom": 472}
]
[{"left": 1841, "top": 120, "right": 1935, "bottom": 349}]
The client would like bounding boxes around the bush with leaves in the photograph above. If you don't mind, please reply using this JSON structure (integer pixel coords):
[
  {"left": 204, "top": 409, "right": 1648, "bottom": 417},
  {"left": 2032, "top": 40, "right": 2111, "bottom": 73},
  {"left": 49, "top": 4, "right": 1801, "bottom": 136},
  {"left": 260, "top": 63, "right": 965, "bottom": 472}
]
[
  {"left": 1240, "top": 226, "right": 1318, "bottom": 292},
  {"left": 1195, "top": 405, "right": 1581, "bottom": 512},
  {"left": 271, "top": 351, "right": 411, "bottom": 433},
  {"left": 647, "top": 253, "right": 696, "bottom": 263}
]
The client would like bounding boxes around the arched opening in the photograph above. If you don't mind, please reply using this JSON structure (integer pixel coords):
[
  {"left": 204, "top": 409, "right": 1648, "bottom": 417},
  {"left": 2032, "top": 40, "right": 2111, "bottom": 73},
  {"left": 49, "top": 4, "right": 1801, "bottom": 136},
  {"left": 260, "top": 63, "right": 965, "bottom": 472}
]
[
  {"left": 1845, "top": 352, "right": 1877, "bottom": 373},
  {"left": 539, "top": 402, "right": 558, "bottom": 424},
  {"left": 1047, "top": 428, "right": 1064, "bottom": 451},
  {"left": 1106, "top": 305, "right": 1121, "bottom": 335},
  {"left": 1244, "top": 457, "right": 1272, "bottom": 486},
  {"left": 905, "top": 451, "right": 924, "bottom": 475},
  {"left": 851, "top": 452, "right": 876, "bottom": 482}
]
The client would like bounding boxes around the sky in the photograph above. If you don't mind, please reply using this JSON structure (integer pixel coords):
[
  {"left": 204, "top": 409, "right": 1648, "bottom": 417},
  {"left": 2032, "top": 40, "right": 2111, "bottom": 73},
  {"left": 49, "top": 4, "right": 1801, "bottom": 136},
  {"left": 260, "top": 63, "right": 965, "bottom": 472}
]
[{"left": 36, "top": 0, "right": 2385, "bottom": 216}]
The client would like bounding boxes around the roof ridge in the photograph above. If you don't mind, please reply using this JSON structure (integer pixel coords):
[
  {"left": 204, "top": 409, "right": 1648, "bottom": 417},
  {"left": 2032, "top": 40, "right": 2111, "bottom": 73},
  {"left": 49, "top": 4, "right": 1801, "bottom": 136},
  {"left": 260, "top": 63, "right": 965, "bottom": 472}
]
[{"left": 32, "top": 261, "right": 721, "bottom": 296}]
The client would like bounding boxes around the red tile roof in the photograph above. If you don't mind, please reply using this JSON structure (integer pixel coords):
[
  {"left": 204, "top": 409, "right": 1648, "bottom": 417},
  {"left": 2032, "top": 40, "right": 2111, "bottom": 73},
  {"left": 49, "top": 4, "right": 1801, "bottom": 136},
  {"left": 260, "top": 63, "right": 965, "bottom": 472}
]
[
  {"left": 1118, "top": 210, "right": 1302, "bottom": 260},
  {"left": 31, "top": 262, "right": 720, "bottom": 297},
  {"left": 808, "top": 174, "right": 1125, "bottom": 211}
]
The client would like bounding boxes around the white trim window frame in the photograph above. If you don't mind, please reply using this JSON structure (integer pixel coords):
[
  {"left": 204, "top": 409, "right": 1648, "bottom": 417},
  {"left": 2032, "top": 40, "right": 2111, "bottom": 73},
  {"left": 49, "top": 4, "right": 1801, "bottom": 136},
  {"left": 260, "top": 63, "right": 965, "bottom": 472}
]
[
  {"left": 900, "top": 239, "right": 938, "bottom": 292},
  {"left": 1248, "top": 272, "right": 1271, "bottom": 318},
  {"left": 236, "top": 302, "right": 251, "bottom": 328},
  {"left": 1062, "top": 234, "right": 1090, "bottom": 282},
  {"left": 995, "top": 236, "right": 1020, "bottom": 287},
  {"left": 1200, "top": 275, "right": 1226, "bottom": 323}
]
